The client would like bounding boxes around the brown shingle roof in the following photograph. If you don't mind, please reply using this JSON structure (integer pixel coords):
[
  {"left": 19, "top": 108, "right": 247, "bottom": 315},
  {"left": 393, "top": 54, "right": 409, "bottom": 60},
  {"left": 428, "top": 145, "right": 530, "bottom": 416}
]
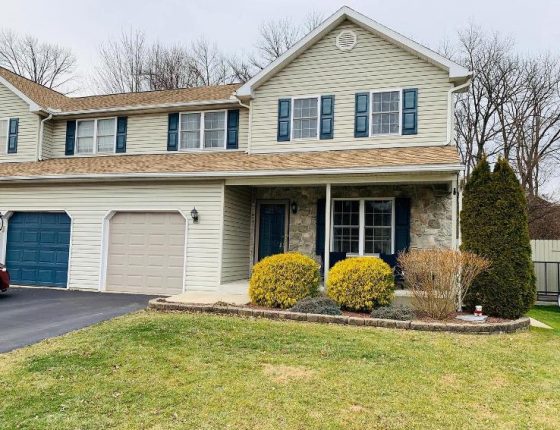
[
  {"left": 0, "top": 146, "right": 461, "bottom": 180},
  {"left": 0, "top": 67, "right": 240, "bottom": 112},
  {"left": 0, "top": 67, "right": 68, "bottom": 109}
]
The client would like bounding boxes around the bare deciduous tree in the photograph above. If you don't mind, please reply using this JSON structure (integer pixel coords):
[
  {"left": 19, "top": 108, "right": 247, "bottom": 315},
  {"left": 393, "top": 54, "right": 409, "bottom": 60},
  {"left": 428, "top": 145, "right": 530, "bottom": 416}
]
[
  {"left": 145, "top": 43, "right": 197, "bottom": 90},
  {"left": 242, "top": 11, "right": 325, "bottom": 79},
  {"left": 510, "top": 57, "right": 560, "bottom": 195},
  {"left": 190, "top": 38, "right": 234, "bottom": 86},
  {"left": 0, "top": 29, "right": 76, "bottom": 92},
  {"left": 447, "top": 25, "right": 518, "bottom": 177},
  {"left": 94, "top": 30, "right": 148, "bottom": 93}
]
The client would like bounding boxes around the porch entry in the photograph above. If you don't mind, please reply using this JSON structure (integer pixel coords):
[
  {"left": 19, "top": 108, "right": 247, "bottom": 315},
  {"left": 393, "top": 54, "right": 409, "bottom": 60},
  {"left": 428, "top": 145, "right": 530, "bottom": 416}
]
[{"left": 256, "top": 202, "right": 288, "bottom": 261}]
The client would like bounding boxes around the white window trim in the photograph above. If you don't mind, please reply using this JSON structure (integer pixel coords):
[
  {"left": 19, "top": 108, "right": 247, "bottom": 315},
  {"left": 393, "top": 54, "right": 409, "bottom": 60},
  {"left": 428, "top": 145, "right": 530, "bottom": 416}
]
[
  {"left": 75, "top": 117, "right": 118, "bottom": 155},
  {"left": 289, "top": 95, "right": 320, "bottom": 142},
  {"left": 370, "top": 88, "right": 402, "bottom": 137},
  {"left": 330, "top": 197, "right": 395, "bottom": 256},
  {"left": 178, "top": 110, "right": 227, "bottom": 151},
  {"left": 0, "top": 118, "right": 11, "bottom": 155}
]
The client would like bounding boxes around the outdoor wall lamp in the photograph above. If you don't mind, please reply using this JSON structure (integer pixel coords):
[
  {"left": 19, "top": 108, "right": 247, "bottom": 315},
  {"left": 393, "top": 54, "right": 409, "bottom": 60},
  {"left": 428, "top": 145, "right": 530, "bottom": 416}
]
[
  {"left": 190, "top": 207, "right": 199, "bottom": 223},
  {"left": 0, "top": 213, "right": 4, "bottom": 231},
  {"left": 291, "top": 201, "right": 298, "bottom": 214}
]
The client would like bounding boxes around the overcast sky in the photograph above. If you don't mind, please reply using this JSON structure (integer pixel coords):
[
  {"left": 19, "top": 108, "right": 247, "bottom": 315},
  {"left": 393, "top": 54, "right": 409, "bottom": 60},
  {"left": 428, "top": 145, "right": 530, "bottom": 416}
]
[
  {"left": 3, "top": 0, "right": 559, "bottom": 192},
  {"left": 4, "top": 0, "right": 559, "bottom": 90}
]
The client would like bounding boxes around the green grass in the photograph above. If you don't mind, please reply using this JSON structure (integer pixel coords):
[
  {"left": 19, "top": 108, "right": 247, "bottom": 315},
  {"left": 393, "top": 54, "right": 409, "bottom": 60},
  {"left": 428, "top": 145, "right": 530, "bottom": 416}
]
[
  {"left": 1, "top": 310, "right": 560, "bottom": 430},
  {"left": 528, "top": 305, "right": 560, "bottom": 331}
]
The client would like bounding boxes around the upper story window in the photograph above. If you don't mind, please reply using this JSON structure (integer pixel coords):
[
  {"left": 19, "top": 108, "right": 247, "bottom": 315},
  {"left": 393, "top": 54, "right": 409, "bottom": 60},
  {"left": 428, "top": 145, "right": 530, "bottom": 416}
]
[
  {"left": 332, "top": 198, "right": 394, "bottom": 256},
  {"left": 76, "top": 118, "right": 117, "bottom": 155},
  {"left": 371, "top": 90, "right": 400, "bottom": 135},
  {"left": 355, "top": 88, "right": 417, "bottom": 138},
  {"left": 292, "top": 97, "right": 319, "bottom": 140},
  {"left": 179, "top": 111, "right": 226, "bottom": 150}
]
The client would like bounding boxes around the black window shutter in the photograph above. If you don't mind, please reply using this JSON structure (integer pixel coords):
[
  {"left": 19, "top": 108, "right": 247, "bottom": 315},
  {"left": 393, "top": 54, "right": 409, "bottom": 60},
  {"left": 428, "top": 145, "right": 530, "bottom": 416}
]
[
  {"left": 226, "top": 109, "right": 239, "bottom": 149},
  {"left": 320, "top": 95, "right": 334, "bottom": 140},
  {"left": 7, "top": 118, "right": 18, "bottom": 154},
  {"left": 354, "top": 93, "right": 369, "bottom": 137},
  {"left": 116, "top": 116, "right": 128, "bottom": 153},
  {"left": 315, "top": 198, "right": 326, "bottom": 255},
  {"left": 65, "top": 120, "right": 76, "bottom": 156},
  {"left": 277, "top": 99, "right": 291, "bottom": 142},
  {"left": 394, "top": 197, "right": 411, "bottom": 254},
  {"left": 402, "top": 88, "right": 418, "bottom": 135},
  {"left": 167, "top": 113, "right": 179, "bottom": 151}
]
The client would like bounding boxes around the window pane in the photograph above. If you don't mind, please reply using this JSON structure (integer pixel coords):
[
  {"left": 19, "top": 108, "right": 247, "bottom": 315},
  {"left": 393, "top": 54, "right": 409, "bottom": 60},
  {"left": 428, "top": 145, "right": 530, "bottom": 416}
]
[
  {"left": 371, "top": 91, "right": 400, "bottom": 135},
  {"left": 76, "top": 137, "right": 94, "bottom": 154},
  {"left": 97, "top": 136, "right": 115, "bottom": 153},
  {"left": 76, "top": 121, "right": 94, "bottom": 154},
  {"left": 293, "top": 98, "right": 318, "bottom": 139},
  {"left": 77, "top": 120, "right": 94, "bottom": 138},
  {"left": 332, "top": 200, "right": 360, "bottom": 254},
  {"left": 204, "top": 130, "right": 225, "bottom": 148},
  {"left": 180, "top": 113, "right": 201, "bottom": 149},
  {"left": 203, "top": 112, "right": 225, "bottom": 148},
  {"left": 0, "top": 120, "right": 7, "bottom": 149},
  {"left": 97, "top": 119, "right": 115, "bottom": 153},
  {"left": 364, "top": 200, "right": 393, "bottom": 255}
]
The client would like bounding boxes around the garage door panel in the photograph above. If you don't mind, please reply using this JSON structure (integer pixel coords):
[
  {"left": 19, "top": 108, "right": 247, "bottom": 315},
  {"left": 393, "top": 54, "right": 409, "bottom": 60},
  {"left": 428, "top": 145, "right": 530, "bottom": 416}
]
[
  {"left": 5, "top": 212, "right": 71, "bottom": 288},
  {"left": 106, "top": 212, "right": 185, "bottom": 295}
]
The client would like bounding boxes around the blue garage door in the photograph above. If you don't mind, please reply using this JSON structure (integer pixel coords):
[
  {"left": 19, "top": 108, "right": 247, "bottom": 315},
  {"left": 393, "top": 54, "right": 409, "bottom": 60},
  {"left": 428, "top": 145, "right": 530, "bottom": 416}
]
[{"left": 6, "top": 212, "right": 71, "bottom": 288}]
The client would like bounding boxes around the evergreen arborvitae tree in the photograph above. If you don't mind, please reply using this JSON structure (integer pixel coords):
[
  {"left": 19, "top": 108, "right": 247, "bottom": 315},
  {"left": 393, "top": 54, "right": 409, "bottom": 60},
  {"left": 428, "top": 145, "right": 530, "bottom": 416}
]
[{"left": 461, "top": 157, "right": 536, "bottom": 318}]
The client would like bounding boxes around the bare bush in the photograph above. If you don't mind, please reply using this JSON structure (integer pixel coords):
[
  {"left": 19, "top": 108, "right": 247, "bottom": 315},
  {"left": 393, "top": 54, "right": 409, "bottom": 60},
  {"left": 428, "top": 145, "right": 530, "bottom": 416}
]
[{"left": 398, "top": 249, "right": 490, "bottom": 319}]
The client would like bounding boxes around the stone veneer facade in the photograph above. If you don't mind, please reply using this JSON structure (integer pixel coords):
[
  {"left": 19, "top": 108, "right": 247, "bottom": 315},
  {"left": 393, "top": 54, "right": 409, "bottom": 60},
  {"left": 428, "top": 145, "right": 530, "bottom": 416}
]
[{"left": 249, "top": 184, "right": 453, "bottom": 264}]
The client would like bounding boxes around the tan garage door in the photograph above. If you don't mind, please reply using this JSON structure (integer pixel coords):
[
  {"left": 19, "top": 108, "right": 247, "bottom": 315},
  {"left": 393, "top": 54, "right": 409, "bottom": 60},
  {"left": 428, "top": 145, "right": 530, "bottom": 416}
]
[{"left": 106, "top": 212, "right": 186, "bottom": 295}]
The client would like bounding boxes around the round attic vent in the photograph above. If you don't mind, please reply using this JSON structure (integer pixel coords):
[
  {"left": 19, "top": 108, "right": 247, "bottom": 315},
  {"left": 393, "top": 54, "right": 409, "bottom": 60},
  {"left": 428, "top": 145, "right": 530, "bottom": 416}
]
[{"left": 336, "top": 30, "right": 357, "bottom": 51}]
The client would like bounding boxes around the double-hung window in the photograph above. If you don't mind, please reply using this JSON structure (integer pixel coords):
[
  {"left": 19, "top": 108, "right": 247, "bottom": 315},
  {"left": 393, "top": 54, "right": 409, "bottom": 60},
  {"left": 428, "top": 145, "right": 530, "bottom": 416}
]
[
  {"left": 76, "top": 118, "right": 117, "bottom": 155},
  {"left": 179, "top": 111, "right": 226, "bottom": 150},
  {"left": 332, "top": 198, "right": 394, "bottom": 256},
  {"left": 371, "top": 90, "right": 401, "bottom": 135},
  {"left": 292, "top": 97, "right": 319, "bottom": 139},
  {"left": 0, "top": 119, "right": 8, "bottom": 153}
]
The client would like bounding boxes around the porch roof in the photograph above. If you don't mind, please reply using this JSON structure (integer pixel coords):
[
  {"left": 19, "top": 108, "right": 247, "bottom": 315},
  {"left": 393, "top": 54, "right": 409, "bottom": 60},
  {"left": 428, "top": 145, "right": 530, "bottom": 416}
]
[{"left": 0, "top": 145, "right": 462, "bottom": 182}]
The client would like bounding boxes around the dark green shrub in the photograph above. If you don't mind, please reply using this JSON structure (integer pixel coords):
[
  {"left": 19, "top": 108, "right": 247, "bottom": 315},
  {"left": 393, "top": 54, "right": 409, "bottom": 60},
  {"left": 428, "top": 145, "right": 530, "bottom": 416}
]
[
  {"left": 461, "top": 157, "right": 536, "bottom": 319},
  {"left": 371, "top": 305, "right": 415, "bottom": 321},
  {"left": 290, "top": 296, "right": 342, "bottom": 315}
]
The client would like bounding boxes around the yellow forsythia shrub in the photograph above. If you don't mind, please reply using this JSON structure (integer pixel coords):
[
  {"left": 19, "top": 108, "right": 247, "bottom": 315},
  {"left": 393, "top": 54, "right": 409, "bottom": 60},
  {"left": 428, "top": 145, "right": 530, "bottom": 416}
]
[
  {"left": 249, "top": 253, "right": 320, "bottom": 309},
  {"left": 326, "top": 257, "right": 394, "bottom": 312}
]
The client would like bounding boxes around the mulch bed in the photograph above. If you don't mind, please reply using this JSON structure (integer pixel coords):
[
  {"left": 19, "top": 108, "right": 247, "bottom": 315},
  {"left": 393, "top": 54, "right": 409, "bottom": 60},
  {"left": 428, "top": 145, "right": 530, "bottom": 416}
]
[
  {"left": 149, "top": 298, "right": 530, "bottom": 334},
  {"left": 241, "top": 303, "right": 509, "bottom": 324}
]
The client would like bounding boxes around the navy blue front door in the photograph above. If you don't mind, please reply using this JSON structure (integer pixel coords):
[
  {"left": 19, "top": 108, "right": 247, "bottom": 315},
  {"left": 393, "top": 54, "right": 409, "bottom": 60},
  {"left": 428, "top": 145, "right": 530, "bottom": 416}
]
[
  {"left": 258, "top": 203, "right": 286, "bottom": 261},
  {"left": 5, "top": 212, "right": 71, "bottom": 287}
]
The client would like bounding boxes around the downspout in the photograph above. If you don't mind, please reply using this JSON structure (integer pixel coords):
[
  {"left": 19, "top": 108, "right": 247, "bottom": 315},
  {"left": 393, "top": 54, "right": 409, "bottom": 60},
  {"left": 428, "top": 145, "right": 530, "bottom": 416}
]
[
  {"left": 37, "top": 112, "right": 53, "bottom": 161},
  {"left": 233, "top": 95, "right": 252, "bottom": 153},
  {"left": 445, "top": 78, "right": 472, "bottom": 146}
]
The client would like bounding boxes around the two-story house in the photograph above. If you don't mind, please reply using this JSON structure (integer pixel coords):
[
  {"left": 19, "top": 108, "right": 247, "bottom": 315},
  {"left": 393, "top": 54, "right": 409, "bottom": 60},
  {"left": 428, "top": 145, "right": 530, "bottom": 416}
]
[{"left": 0, "top": 7, "right": 470, "bottom": 302}]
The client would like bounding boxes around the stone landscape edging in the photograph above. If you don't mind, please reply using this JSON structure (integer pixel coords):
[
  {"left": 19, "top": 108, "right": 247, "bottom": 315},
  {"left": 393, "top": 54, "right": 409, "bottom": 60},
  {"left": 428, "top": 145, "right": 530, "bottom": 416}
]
[{"left": 148, "top": 298, "right": 530, "bottom": 334}]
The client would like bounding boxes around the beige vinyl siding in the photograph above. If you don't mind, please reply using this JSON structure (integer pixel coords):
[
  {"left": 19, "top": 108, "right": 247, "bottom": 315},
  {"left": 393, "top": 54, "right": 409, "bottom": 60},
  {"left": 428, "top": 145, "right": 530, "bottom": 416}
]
[
  {"left": 0, "top": 83, "right": 39, "bottom": 162},
  {"left": 46, "top": 108, "right": 249, "bottom": 158},
  {"left": 250, "top": 20, "right": 453, "bottom": 153},
  {"left": 42, "top": 120, "right": 54, "bottom": 159},
  {"left": 221, "top": 186, "right": 252, "bottom": 283},
  {"left": 0, "top": 181, "right": 224, "bottom": 292}
]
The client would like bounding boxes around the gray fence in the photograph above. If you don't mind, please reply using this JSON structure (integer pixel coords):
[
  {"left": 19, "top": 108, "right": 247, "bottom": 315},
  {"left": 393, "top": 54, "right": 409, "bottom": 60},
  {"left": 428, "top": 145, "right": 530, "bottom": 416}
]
[{"left": 531, "top": 240, "right": 560, "bottom": 302}]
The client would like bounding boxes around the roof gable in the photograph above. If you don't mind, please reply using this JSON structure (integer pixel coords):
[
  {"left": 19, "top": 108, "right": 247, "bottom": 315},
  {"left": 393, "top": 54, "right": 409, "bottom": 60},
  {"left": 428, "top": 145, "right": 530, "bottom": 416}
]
[{"left": 236, "top": 6, "right": 471, "bottom": 97}]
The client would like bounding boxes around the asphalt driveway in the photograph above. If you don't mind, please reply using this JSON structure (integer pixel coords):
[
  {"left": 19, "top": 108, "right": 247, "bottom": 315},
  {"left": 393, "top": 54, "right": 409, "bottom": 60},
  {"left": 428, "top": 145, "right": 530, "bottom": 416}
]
[{"left": 0, "top": 287, "right": 156, "bottom": 353}]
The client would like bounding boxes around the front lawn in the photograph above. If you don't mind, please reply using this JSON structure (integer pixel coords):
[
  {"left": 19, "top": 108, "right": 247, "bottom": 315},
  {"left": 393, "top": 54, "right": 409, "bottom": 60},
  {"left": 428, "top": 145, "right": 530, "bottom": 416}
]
[
  {"left": 1, "top": 311, "right": 560, "bottom": 430},
  {"left": 528, "top": 305, "right": 560, "bottom": 332}
]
